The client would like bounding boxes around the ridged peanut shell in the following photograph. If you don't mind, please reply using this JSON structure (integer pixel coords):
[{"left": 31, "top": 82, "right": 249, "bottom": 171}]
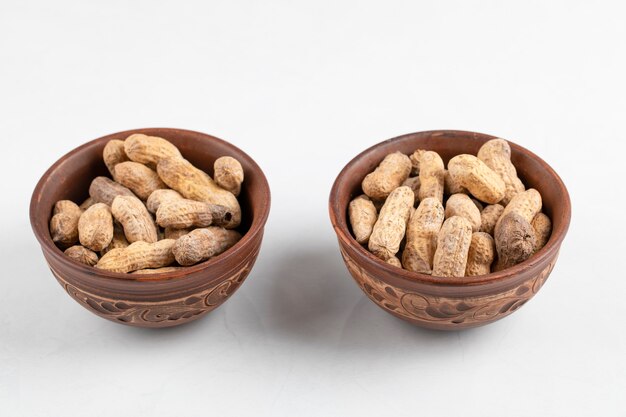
[
  {"left": 368, "top": 186, "right": 414, "bottom": 261},
  {"left": 89, "top": 176, "right": 136, "bottom": 206},
  {"left": 348, "top": 194, "right": 378, "bottom": 244},
  {"left": 445, "top": 193, "right": 481, "bottom": 232},
  {"left": 531, "top": 212, "right": 552, "bottom": 253},
  {"left": 494, "top": 212, "right": 536, "bottom": 271},
  {"left": 214, "top": 156, "right": 244, "bottom": 196},
  {"left": 477, "top": 139, "right": 525, "bottom": 205},
  {"left": 448, "top": 154, "right": 505, "bottom": 204},
  {"left": 432, "top": 216, "right": 473, "bottom": 278},
  {"left": 156, "top": 199, "right": 233, "bottom": 229},
  {"left": 64, "top": 245, "right": 99, "bottom": 266},
  {"left": 103, "top": 139, "right": 129, "bottom": 176},
  {"left": 49, "top": 200, "right": 82, "bottom": 246},
  {"left": 78, "top": 203, "right": 114, "bottom": 252},
  {"left": 362, "top": 152, "right": 411, "bottom": 200},
  {"left": 111, "top": 195, "right": 158, "bottom": 243},
  {"left": 96, "top": 239, "right": 176, "bottom": 273},
  {"left": 465, "top": 232, "right": 495, "bottom": 276},
  {"left": 124, "top": 133, "right": 182, "bottom": 167},
  {"left": 146, "top": 189, "right": 183, "bottom": 214},
  {"left": 402, "top": 197, "right": 445, "bottom": 274},
  {"left": 173, "top": 227, "right": 241, "bottom": 266},
  {"left": 479, "top": 204, "right": 504, "bottom": 235},
  {"left": 113, "top": 161, "right": 167, "bottom": 200}
]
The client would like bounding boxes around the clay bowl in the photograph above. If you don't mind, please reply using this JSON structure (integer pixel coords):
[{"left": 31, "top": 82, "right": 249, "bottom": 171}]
[
  {"left": 30, "top": 128, "right": 271, "bottom": 328},
  {"left": 329, "top": 130, "right": 571, "bottom": 330}
]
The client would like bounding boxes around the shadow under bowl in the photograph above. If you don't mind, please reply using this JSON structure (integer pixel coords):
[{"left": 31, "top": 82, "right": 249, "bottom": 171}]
[
  {"left": 30, "top": 128, "right": 271, "bottom": 328},
  {"left": 329, "top": 130, "right": 571, "bottom": 330}
]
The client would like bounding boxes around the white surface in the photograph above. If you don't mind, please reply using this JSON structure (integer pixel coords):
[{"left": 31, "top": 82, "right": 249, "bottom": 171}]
[{"left": 1, "top": 1, "right": 625, "bottom": 416}]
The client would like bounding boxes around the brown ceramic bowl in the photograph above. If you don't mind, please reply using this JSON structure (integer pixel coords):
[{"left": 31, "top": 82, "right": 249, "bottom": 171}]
[
  {"left": 329, "top": 130, "right": 571, "bottom": 330},
  {"left": 30, "top": 128, "right": 271, "bottom": 328}
]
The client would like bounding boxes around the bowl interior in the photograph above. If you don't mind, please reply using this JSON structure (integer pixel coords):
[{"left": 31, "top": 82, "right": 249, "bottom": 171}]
[
  {"left": 31, "top": 128, "right": 270, "bottom": 284},
  {"left": 330, "top": 130, "right": 571, "bottom": 285}
]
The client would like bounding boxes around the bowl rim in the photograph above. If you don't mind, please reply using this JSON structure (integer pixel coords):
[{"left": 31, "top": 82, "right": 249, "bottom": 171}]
[
  {"left": 30, "top": 127, "right": 271, "bottom": 289},
  {"left": 329, "top": 129, "right": 571, "bottom": 287}
]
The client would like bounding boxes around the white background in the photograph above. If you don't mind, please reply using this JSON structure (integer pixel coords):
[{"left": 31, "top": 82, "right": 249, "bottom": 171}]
[{"left": 1, "top": 1, "right": 625, "bottom": 416}]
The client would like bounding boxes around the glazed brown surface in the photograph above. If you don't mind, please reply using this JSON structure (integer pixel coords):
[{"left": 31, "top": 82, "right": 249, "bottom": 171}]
[
  {"left": 30, "top": 128, "right": 271, "bottom": 328},
  {"left": 329, "top": 130, "right": 571, "bottom": 330}
]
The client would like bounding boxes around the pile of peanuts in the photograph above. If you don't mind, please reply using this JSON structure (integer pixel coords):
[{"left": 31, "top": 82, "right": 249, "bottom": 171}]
[
  {"left": 49, "top": 134, "right": 245, "bottom": 275},
  {"left": 349, "top": 139, "right": 552, "bottom": 277}
]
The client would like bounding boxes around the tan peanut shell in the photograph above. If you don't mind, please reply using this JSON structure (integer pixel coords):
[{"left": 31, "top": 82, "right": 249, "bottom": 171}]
[
  {"left": 386, "top": 256, "right": 402, "bottom": 268},
  {"left": 402, "top": 197, "right": 445, "bottom": 274},
  {"left": 402, "top": 176, "right": 421, "bottom": 196},
  {"left": 111, "top": 195, "right": 158, "bottom": 243},
  {"left": 64, "top": 245, "right": 99, "bottom": 266},
  {"left": 173, "top": 227, "right": 241, "bottom": 266},
  {"left": 465, "top": 232, "right": 495, "bottom": 276},
  {"left": 368, "top": 186, "right": 414, "bottom": 261},
  {"left": 531, "top": 212, "right": 552, "bottom": 253},
  {"left": 50, "top": 200, "right": 82, "bottom": 246},
  {"left": 146, "top": 189, "right": 183, "bottom": 214},
  {"left": 79, "top": 197, "right": 96, "bottom": 211},
  {"left": 96, "top": 239, "right": 176, "bottom": 273},
  {"left": 444, "top": 169, "right": 467, "bottom": 195},
  {"left": 157, "top": 157, "right": 241, "bottom": 229},
  {"left": 78, "top": 203, "right": 114, "bottom": 251},
  {"left": 417, "top": 151, "right": 445, "bottom": 203},
  {"left": 100, "top": 222, "right": 129, "bottom": 256},
  {"left": 477, "top": 139, "right": 525, "bottom": 205},
  {"left": 445, "top": 193, "right": 481, "bottom": 232},
  {"left": 89, "top": 176, "right": 136, "bottom": 206},
  {"left": 479, "top": 204, "right": 504, "bottom": 235},
  {"left": 362, "top": 152, "right": 411, "bottom": 200},
  {"left": 156, "top": 199, "right": 232, "bottom": 229},
  {"left": 348, "top": 194, "right": 378, "bottom": 244},
  {"left": 448, "top": 154, "right": 506, "bottom": 204},
  {"left": 409, "top": 149, "right": 426, "bottom": 175},
  {"left": 214, "top": 156, "right": 244, "bottom": 196},
  {"left": 494, "top": 212, "right": 536, "bottom": 271},
  {"left": 113, "top": 161, "right": 167, "bottom": 200},
  {"left": 432, "top": 216, "right": 473, "bottom": 278},
  {"left": 124, "top": 133, "right": 182, "bottom": 167},
  {"left": 495, "top": 188, "right": 542, "bottom": 235},
  {"left": 103, "top": 139, "right": 129, "bottom": 176},
  {"left": 164, "top": 227, "right": 193, "bottom": 240}
]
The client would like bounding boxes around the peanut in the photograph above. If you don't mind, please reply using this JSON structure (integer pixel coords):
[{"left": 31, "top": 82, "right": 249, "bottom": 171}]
[
  {"left": 78, "top": 203, "right": 114, "bottom": 251},
  {"left": 495, "top": 188, "right": 542, "bottom": 235},
  {"left": 401, "top": 197, "right": 445, "bottom": 274},
  {"left": 96, "top": 239, "right": 176, "bottom": 273},
  {"left": 417, "top": 151, "right": 445, "bottom": 203},
  {"left": 448, "top": 154, "right": 505, "bottom": 204},
  {"left": 531, "top": 212, "right": 552, "bottom": 253},
  {"left": 402, "top": 176, "right": 421, "bottom": 197},
  {"left": 157, "top": 157, "right": 241, "bottom": 229},
  {"left": 444, "top": 169, "right": 467, "bottom": 195},
  {"left": 103, "top": 139, "right": 129, "bottom": 176},
  {"left": 494, "top": 212, "right": 536, "bottom": 271},
  {"left": 477, "top": 139, "right": 525, "bottom": 205},
  {"left": 409, "top": 149, "right": 426, "bottom": 175},
  {"left": 49, "top": 200, "right": 82, "bottom": 247},
  {"left": 348, "top": 194, "right": 378, "bottom": 244},
  {"left": 100, "top": 222, "right": 129, "bottom": 255},
  {"left": 164, "top": 227, "right": 193, "bottom": 239},
  {"left": 386, "top": 256, "right": 402, "bottom": 268},
  {"left": 156, "top": 199, "right": 232, "bottom": 229},
  {"left": 362, "top": 152, "right": 411, "bottom": 200},
  {"left": 111, "top": 195, "right": 158, "bottom": 243},
  {"left": 432, "top": 216, "right": 473, "bottom": 278},
  {"left": 173, "top": 227, "right": 241, "bottom": 266},
  {"left": 214, "top": 156, "right": 244, "bottom": 196},
  {"left": 64, "top": 245, "right": 99, "bottom": 266},
  {"left": 124, "top": 133, "right": 182, "bottom": 167},
  {"left": 113, "top": 161, "right": 167, "bottom": 200},
  {"left": 89, "top": 176, "right": 136, "bottom": 206},
  {"left": 445, "top": 193, "right": 481, "bottom": 232},
  {"left": 146, "top": 189, "right": 183, "bottom": 214},
  {"left": 368, "top": 186, "right": 414, "bottom": 261},
  {"left": 465, "top": 232, "right": 495, "bottom": 276},
  {"left": 479, "top": 204, "right": 504, "bottom": 235}
]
